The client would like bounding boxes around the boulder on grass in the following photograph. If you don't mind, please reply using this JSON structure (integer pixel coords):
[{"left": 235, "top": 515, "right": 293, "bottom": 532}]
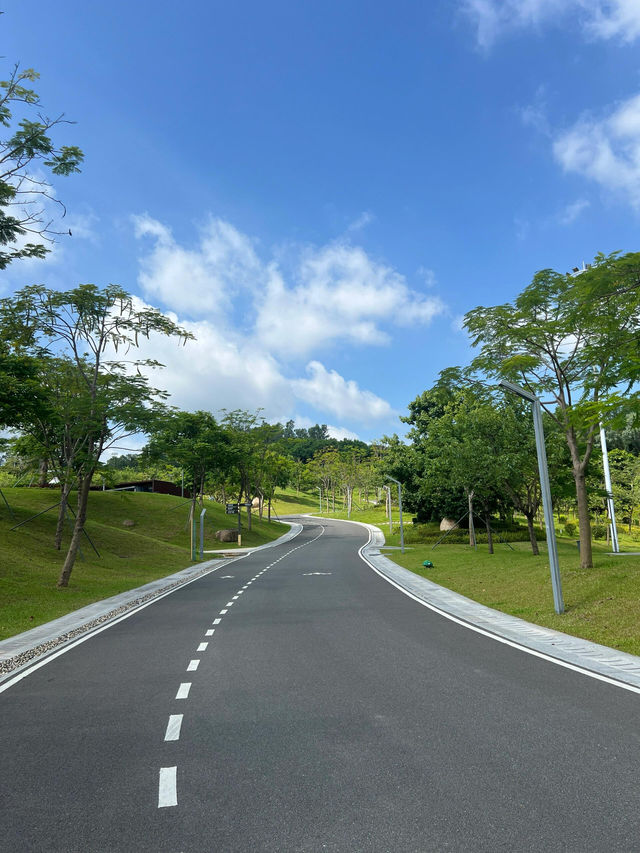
[
  {"left": 215, "top": 529, "right": 239, "bottom": 543},
  {"left": 122, "top": 519, "right": 135, "bottom": 528},
  {"left": 439, "top": 518, "right": 457, "bottom": 532}
]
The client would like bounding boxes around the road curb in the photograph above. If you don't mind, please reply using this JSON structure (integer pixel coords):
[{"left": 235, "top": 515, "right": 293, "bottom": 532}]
[{"left": 0, "top": 521, "right": 303, "bottom": 682}]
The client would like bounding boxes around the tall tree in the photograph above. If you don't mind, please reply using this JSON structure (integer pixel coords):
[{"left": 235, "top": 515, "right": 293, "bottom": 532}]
[
  {"left": 1, "top": 284, "right": 191, "bottom": 587},
  {"left": 465, "top": 252, "right": 640, "bottom": 568}
]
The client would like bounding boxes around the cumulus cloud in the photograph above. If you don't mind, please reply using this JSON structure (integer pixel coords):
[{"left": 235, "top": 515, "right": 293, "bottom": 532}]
[
  {"left": 133, "top": 214, "right": 262, "bottom": 317},
  {"left": 255, "top": 242, "right": 445, "bottom": 356},
  {"left": 553, "top": 93, "right": 640, "bottom": 207},
  {"left": 129, "top": 214, "right": 444, "bottom": 430},
  {"left": 291, "top": 361, "right": 396, "bottom": 423},
  {"left": 462, "top": 0, "right": 640, "bottom": 49}
]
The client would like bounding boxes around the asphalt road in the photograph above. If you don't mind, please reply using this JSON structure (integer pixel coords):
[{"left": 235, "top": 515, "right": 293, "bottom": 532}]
[{"left": 2, "top": 517, "right": 639, "bottom": 852}]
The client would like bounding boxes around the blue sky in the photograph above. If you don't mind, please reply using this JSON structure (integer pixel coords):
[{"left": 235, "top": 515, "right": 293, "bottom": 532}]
[{"left": 4, "top": 1, "right": 640, "bottom": 443}]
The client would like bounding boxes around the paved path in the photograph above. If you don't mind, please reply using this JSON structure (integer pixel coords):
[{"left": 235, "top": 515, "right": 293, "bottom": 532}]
[{"left": 1, "top": 517, "right": 639, "bottom": 851}]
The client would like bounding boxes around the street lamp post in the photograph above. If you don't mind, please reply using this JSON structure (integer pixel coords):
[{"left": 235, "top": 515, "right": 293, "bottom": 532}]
[
  {"left": 317, "top": 486, "right": 322, "bottom": 512},
  {"left": 386, "top": 475, "right": 405, "bottom": 553},
  {"left": 499, "top": 380, "right": 564, "bottom": 614}
]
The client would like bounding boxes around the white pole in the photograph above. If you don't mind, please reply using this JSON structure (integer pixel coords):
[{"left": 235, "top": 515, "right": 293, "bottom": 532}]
[{"left": 599, "top": 423, "right": 620, "bottom": 553}]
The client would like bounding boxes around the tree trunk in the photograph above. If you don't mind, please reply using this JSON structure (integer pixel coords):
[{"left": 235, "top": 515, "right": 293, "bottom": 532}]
[
  {"left": 38, "top": 458, "right": 48, "bottom": 488},
  {"left": 525, "top": 512, "right": 539, "bottom": 555},
  {"left": 467, "top": 490, "right": 476, "bottom": 548},
  {"left": 268, "top": 496, "right": 271, "bottom": 522},
  {"left": 484, "top": 502, "right": 493, "bottom": 554},
  {"left": 57, "top": 474, "right": 92, "bottom": 588},
  {"left": 55, "top": 481, "right": 72, "bottom": 550},
  {"left": 574, "top": 468, "right": 593, "bottom": 568}
]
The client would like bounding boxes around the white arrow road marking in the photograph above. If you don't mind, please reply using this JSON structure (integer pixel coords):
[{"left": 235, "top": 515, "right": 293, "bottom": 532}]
[{"left": 158, "top": 767, "right": 177, "bottom": 808}]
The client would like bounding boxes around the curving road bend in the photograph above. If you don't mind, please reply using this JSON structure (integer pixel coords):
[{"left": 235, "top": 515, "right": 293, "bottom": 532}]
[{"left": 1, "top": 517, "right": 639, "bottom": 852}]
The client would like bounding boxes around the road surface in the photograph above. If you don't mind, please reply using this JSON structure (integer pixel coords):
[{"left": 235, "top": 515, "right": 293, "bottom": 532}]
[{"left": 1, "top": 517, "right": 639, "bottom": 851}]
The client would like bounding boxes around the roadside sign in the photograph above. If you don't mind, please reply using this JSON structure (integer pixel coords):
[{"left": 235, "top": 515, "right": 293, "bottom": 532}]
[{"left": 225, "top": 503, "right": 238, "bottom": 514}]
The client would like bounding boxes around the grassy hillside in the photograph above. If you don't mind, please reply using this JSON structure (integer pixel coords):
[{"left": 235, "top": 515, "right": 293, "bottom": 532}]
[{"left": 0, "top": 488, "right": 286, "bottom": 641}]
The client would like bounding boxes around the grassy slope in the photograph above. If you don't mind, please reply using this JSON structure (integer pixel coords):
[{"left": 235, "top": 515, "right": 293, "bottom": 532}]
[
  {"left": 0, "top": 488, "right": 285, "bottom": 641},
  {"left": 275, "top": 487, "right": 640, "bottom": 656}
]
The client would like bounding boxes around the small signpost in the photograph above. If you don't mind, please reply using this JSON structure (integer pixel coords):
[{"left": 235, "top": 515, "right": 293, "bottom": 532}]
[{"left": 225, "top": 503, "right": 238, "bottom": 515}]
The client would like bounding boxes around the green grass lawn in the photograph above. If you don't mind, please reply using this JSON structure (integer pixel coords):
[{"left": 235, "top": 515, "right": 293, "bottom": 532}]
[{"left": 0, "top": 487, "right": 286, "bottom": 641}]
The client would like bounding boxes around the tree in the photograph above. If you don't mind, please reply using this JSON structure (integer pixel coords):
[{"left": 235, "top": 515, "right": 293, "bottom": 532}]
[
  {"left": 465, "top": 252, "right": 640, "bottom": 568},
  {"left": 0, "top": 64, "right": 83, "bottom": 268},
  {"left": 145, "top": 410, "right": 230, "bottom": 519},
  {"left": 1, "top": 284, "right": 191, "bottom": 587}
]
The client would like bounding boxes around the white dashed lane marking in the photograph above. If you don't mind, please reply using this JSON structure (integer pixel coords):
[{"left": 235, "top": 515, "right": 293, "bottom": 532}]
[
  {"left": 158, "top": 767, "right": 177, "bottom": 808},
  {"left": 164, "top": 714, "right": 183, "bottom": 742},
  {"left": 157, "top": 523, "right": 325, "bottom": 809}
]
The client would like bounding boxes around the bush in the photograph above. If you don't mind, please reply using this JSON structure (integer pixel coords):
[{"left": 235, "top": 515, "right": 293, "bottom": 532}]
[
  {"left": 558, "top": 516, "right": 567, "bottom": 525},
  {"left": 592, "top": 523, "right": 607, "bottom": 540},
  {"left": 564, "top": 521, "right": 576, "bottom": 537}
]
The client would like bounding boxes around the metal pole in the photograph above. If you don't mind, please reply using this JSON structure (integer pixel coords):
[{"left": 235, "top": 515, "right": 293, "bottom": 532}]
[
  {"left": 532, "top": 399, "right": 564, "bottom": 614},
  {"left": 181, "top": 470, "right": 184, "bottom": 499},
  {"left": 199, "top": 508, "right": 206, "bottom": 560},
  {"left": 500, "top": 380, "right": 564, "bottom": 614},
  {"left": 386, "top": 476, "right": 404, "bottom": 553},
  {"left": 599, "top": 423, "right": 619, "bottom": 553},
  {"left": 317, "top": 486, "right": 322, "bottom": 512}
]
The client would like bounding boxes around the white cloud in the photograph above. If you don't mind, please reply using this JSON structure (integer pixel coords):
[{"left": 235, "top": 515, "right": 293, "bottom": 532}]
[
  {"left": 129, "top": 215, "right": 440, "bottom": 430},
  {"left": 553, "top": 93, "right": 640, "bottom": 207},
  {"left": 291, "top": 361, "right": 396, "bottom": 423},
  {"left": 346, "top": 211, "right": 375, "bottom": 233},
  {"left": 462, "top": 0, "right": 640, "bottom": 49},
  {"left": 557, "top": 198, "right": 590, "bottom": 224},
  {"left": 133, "top": 214, "right": 262, "bottom": 317},
  {"left": 255, "top": 242, "right": 445, "bottom": 356}
]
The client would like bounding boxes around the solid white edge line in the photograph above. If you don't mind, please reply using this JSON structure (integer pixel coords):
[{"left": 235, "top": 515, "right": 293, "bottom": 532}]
[
  {"left": 158, "top": 766, "right": 177, "bottom": 807},
  {"left": 0, "top": 561, "right": 231, "bottom": 695},
  {"left": 353, "top": 526, "right": 640, "bottom": 696},
  {"left": 164, "top": 714, "right": 183, "bottom": 741},
  {"left": 0, "top": 522, "right": 306, "bottom": 695}
]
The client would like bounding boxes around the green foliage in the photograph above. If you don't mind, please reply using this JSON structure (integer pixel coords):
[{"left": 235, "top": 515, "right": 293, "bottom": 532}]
[{"left": 0, "top": 64, "right": 84, "bottom": 269}]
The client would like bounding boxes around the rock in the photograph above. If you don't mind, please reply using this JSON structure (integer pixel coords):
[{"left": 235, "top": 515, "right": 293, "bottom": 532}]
[
  {"left": 439, "top": 518, "right": 457, "bottom": 532},
  {"left": 251, "top": 497, "right": 260, "bottom": 508},
  {"left": 215, "top": 529, "right": 239, "bottom": 543},
  {"left": 122, "top": 519, "right": 135, "bottom": 528}
]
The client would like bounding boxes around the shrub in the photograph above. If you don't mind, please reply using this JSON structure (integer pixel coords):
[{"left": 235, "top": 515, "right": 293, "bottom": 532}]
[
  {"left": 564, "top": 521, "right": 576, "bottom": 537},
  {"left": 558, "top": 516, "right": 567, "bottom": 525},
  {"left": 592, "top": 523, "right": 607, "bottom": 540}
]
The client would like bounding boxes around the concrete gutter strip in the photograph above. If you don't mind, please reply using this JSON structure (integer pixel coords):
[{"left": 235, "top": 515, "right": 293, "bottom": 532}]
[
  {"left": 0, "top": 521, "right": 302, "bottom": 680},
  {"left": 359, "top": 523, "right": 640, "bottom": 692}
]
